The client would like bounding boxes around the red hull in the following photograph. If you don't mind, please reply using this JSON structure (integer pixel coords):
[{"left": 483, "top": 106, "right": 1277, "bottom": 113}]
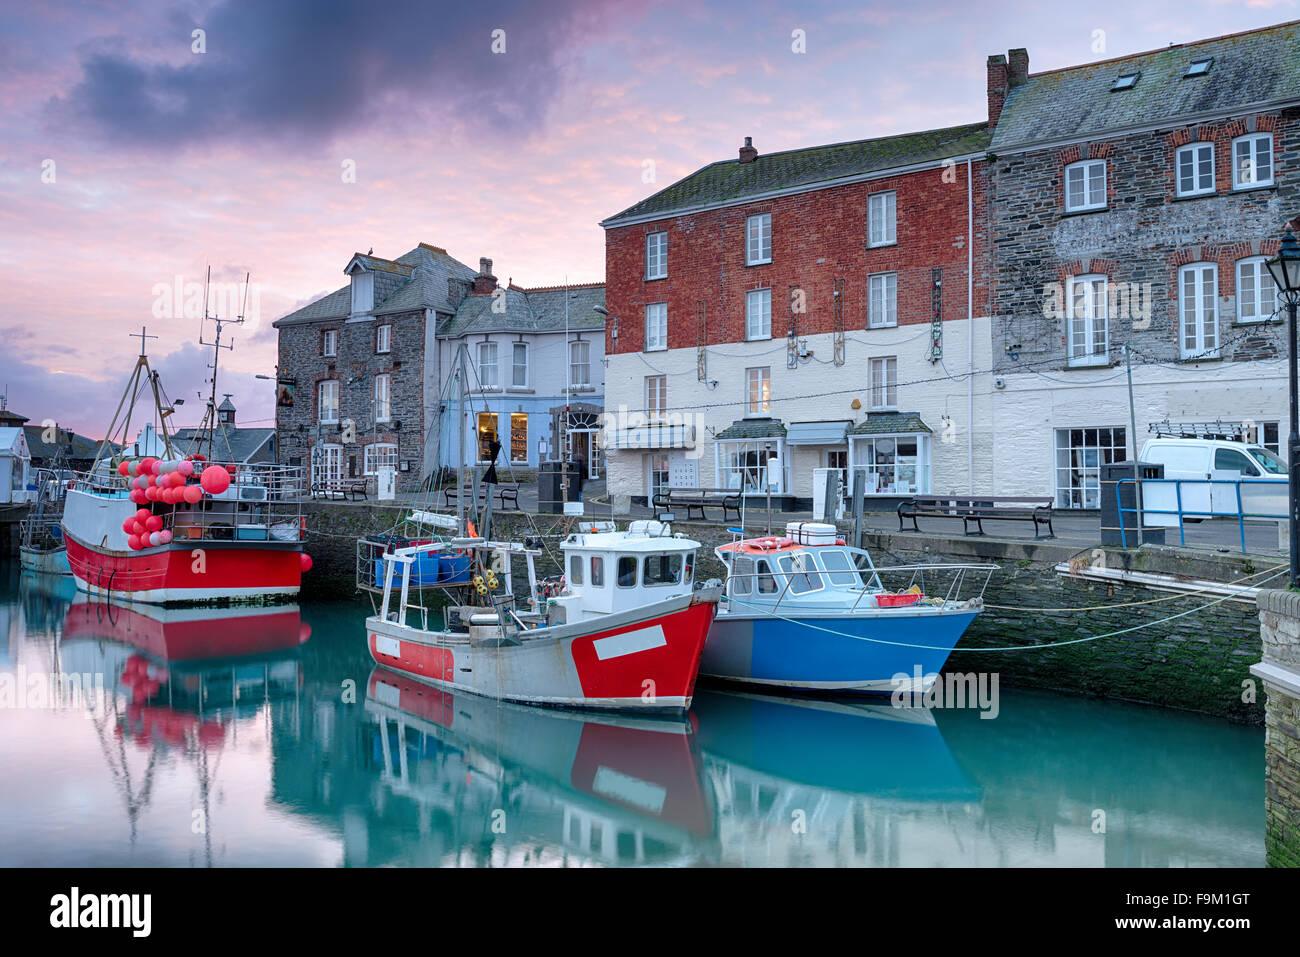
[{"left": 63, "top": 600, "right": 309, "bottom": 661}]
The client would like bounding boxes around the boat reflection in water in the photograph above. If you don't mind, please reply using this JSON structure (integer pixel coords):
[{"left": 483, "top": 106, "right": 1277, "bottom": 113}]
[{"left": 360, "top": 667, "right": 718, "bottom": 866}]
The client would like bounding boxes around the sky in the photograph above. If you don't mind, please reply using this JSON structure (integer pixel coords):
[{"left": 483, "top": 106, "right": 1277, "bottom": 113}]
[{"left": 1, "top": 0, "right": 1295, "bottom": 437}]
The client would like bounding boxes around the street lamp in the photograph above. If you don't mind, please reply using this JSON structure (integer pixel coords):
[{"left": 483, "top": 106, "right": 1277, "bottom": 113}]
[{"left": 1265, "top": 228, "right": 1300, "bottom": 586}]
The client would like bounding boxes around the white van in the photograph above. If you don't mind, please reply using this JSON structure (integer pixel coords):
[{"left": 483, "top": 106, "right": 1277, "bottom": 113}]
[{"left": 1137, "top": 438, "right": 1286, "bottom": 524}]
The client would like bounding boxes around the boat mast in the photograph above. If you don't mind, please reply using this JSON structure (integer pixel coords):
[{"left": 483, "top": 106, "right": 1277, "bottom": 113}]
[
  {"left": 197, "top": 268, "right": 247, "bottom": 461},
  {"left": 456, "top": 340, "right": 468, "bottom": 534}
]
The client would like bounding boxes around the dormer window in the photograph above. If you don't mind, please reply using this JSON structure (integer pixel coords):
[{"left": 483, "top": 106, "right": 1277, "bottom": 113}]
[
  {"left": 1185, "top": 58, "right": 1212, "bottom": 77},
  {"left": 351, "top": 271, "right": 374, "bottom": 314},
  {"left": 1111, "top": 72, "right": 1139, "bottom": 91}
]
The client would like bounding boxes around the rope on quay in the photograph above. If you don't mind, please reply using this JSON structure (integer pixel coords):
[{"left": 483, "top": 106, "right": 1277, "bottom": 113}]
[
  {"left": 982, "top": 561, "right": 1288, "bottom": 612},
  {"left": 722, "top": 567, "right": 1289, "bottom": 653}
]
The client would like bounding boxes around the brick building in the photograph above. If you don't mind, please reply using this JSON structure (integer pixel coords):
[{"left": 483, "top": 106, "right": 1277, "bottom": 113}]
[
  {"left": 600, "top": 126, "right": 993, "bottom": 508},
  {"left": 272, "top": 245, "right": 604, "bottom": 491},
  {"left": 985, "top": 22, "right": 1300, "bottom": 505}
]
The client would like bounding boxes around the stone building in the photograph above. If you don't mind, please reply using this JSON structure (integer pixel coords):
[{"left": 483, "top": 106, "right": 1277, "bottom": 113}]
[
  {"left": 272, "top": 244, "right": 603, "bottom": 491},
  {"left": 985, "top": 22, "right": 1300, "bottom": 506},
  {"left": 599, "top": 126, "right": 993, "bottom": 509}
]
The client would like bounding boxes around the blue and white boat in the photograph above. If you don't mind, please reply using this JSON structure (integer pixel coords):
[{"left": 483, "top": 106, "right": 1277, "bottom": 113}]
[{"left": 702, "top": 523, "right": 995, "bottom": 694}]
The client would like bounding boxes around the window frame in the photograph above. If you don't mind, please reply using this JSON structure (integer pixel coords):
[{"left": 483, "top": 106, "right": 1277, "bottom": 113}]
[
  {"left": 569, "top": 338, "right": 591, "bottom": 388},
  {"left": 645, "top": 231, "right": 668, "bottom": 280},
  {"left": 867, "top": 272, "right": 898, "bottom": 329},
  {"left": 1064, "top": 159, "right": 1107, "bottom": 212},
  {"left": 869, "top": 356, "right": 898, "bottom": 411},
  {"left": 322, "top": 329, "right": 338, "bottom": 358},
  {"left": 477, "top": 340, "right": 499, "bottom": 388},
  {"left": 363, "top": 442, "right": 397, "bottom": 476},
  {"left": 745, "top": 366, "right": 771, "bottom": 417},
  {"left": 867, "top": 191, "right": 897, "bottom": 247},
  {"left": 1175, "top": 142, "right": 1215, "bottom": 197},
  {"left": 1066, "top": 274, "right": 1110, "bottom": 367},
  {"left": 644, "top": 302, "right": 668, "bottom": 352},
  {"left": 374, "top": 373, "right": 392, "bottom": 423},
  {"left": 1232, "top": 133, "right": 1273, "bottom": 189},
  {"left": 645, "top": 375, "right": 667, "bottom": 417},
  {"left": 1178, "top": 262, "right": 1220, "bottom": 359},
  {"left": 351, "top": 271, "right": 374, "bottom": 314},
  {"left": 1236, "top": 257, "right": 1279, "bottom": 324},
  {"left": 745, "top": 287, "right": 772, "bottom": 341},
  {"left": 375, "top": 323, "right": 392, "bottom": 354},
  {"left": 745, "top": 213, "right": 772, "bottom": 266},
  {"left": 318, "top": 379, "right": 340, "bottom": 424},
  {"left": 511, "top": 341, "right": 529, "bottom": 388}
]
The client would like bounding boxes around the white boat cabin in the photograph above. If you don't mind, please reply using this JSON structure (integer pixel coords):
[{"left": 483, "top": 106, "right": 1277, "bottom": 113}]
[{"left": 554, "top": 521, "right": 699, "bottom": 622}]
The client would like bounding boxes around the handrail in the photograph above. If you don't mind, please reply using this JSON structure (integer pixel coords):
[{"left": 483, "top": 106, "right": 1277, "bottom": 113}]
[
  {"left": 722, "top": 559, "right": 997, "bottom": 612},
  {"left": 1114, "top": 477, "right": 1286, "bottom": 552}
]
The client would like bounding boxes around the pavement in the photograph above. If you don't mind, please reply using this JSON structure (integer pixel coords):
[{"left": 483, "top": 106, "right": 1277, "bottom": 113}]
[{"left": 324, "top": 478, "right": 1288, "bottom": 559}]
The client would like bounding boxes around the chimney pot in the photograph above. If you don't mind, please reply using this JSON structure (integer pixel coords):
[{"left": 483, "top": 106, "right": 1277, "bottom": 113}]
[{"left": 739, "top": 136, "right": 758, "bottom": 164}]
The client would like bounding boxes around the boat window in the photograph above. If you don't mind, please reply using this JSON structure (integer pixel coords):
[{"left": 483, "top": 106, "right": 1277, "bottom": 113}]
[
  {"left": 617, "top": 555, "right": 639, "bottom": 588},
  {"left": 777, "top": 553, "right": 821, "bottom": 594},
  {"left": 756, "top": 559, "right": 778, "bottom": 594},
  {"left": 591, "top": 556, "right": 605, "bottom": 587},
  {"left": 644, "top": 552, "right": 683, "bottom": 586},
  {"left": 731, "top": 556, "right": 753, "bottom": 595},
  {"left": 569, "top": 554, "right": 584, "bottom": 585},
  {"left": 818, "top": 549, "right": 862, "bottom": 586},
  {"left": 684, "top": 550, "right": 696, "bottom": 585}
]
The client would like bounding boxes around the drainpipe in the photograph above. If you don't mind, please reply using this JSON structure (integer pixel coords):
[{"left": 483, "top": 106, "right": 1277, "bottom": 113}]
[{"left": 967, "top": 158, "right": 974, "bottom": 495}]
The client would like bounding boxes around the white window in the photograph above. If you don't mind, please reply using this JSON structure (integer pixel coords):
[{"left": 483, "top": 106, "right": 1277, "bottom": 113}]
[
  {"left": 312, "top": 443, "right": 343, "bottom": 486},
  {"left": 318, "top": 380, "right": 339, "bottom": 424},
  {"left": 1064, "top": 160, "right": 1106, "bottom": 212},
  {"left": 1175, "top": 143, "right": 1214, "bottom": 197},
  {"left": 376, "top": 323, "right": 391, "bottom": 354},
  {"left": 646, "top": 232, "right": 667, "bottom": 280},
  {"left": 511, "top": 342, "right": 528, "bottom": 387},
  {"left": 1066, "top": 275, "right": 1109, "bottom": 366},
  {"left": 322, "top": 329, "right": 337, "bottom": 357},
  {"left": 648, "top": 453, "right": 670, "bottom": 495},
  {"left": 645, "top": 303, "right": 667, "bottom": 352},
  {"left": 869, "top": 357, "right": 897, "bottom": 410},
  {"left": 868, "top": 191, "right": 896, "bottom": 247},
  {"left": 477, "top": 341, "right": 498, "bottom": 388},
  {"left": 1179, "top": 263, "right": 1219, "bottom": 359},
  {"left": 351, "top": 271, "right": 374, "bottom": 314},
  {"left": 868, "top": 273, "right": 897, "bottom": 328},
  {"left": 717, "top": 441, "right": 783, "bottom": 493},
  {"left": 746, "top": 367, "right": 771, "bottom": 416},
  {"left": 745, "top": 288, "right": 771, "bottom": 340},
  {"left": 1233, "top": 133, "right": 1273, "bottom": 188},
  {"left": 851, "top": 434, "right": 928, "bottom": 496},
  {"left": 746, "top": 213, "right": 771, "bottom": 265},
  {"left": 569, "top": 339, "right": 591, "bottom": 387},
  {"left": 363, "top": 442, "right": 397, "bottom": 475},
  {"left": 646, "top": 375, "right": 667, "bottom": 416},
  {"left": 374, "top": 373, "right": 391, "bottom": 422},
  {"left": 1054, "top": 427, "right": 1127, "bottom": 509},
  {"left": 1237, "top": 257, "right": 1278, "bottom": 324}
]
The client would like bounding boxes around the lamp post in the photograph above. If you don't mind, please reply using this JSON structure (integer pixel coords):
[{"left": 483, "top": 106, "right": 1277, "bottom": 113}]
[{"left": 1265, "top": 228, "right": 1300, "bottom": 587}]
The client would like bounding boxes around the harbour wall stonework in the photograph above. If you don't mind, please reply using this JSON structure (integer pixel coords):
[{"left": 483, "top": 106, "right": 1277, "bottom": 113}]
[{"left": 1252, "top": 589, "right": 1300, "bottom": 868}]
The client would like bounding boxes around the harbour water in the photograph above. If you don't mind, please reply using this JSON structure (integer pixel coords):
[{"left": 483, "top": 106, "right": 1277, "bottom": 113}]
[{"left": 0, "top": 570, "right": 1264, "bottom": 867}]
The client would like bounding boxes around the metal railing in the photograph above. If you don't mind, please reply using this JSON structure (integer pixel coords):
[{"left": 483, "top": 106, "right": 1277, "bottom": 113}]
[
  {"left": 723, "top": 557, "right": 997, "bottom": 613},
  {"left": 1115, "top": 477, "right": 1287, "bottom": 552}
]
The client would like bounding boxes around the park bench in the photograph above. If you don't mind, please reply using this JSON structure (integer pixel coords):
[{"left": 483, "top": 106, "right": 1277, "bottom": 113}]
[
  {"left": 443, "top": 482, "right": 522, "bottom": 510},
  {"left": 311, "top": 479, "right": 369, "bottom": 501},
  {"left": 652, "top": 487, "right": 743, "bottom": 523},
  {"left": 898, "top": 495, "right": 1055, "bottom": 538}
]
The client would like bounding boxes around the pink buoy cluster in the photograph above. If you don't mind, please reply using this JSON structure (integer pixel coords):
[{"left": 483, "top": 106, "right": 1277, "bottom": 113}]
[{"left": 115, "top": 455, "right": 231, "bottom": 550}]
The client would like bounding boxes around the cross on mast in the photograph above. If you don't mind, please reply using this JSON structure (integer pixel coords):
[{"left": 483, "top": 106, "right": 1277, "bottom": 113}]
[{"left": 132, "top": 326, "right": 159, "bottom": 356}]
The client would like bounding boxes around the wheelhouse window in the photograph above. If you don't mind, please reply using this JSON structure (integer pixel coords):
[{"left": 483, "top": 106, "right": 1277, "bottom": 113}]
[
  {"left": 1175, "top": 143, "right": 1214, "bottom": 197},
  {"left": 1233, "top": 133, "right": 1273, "bottom": 188},
  {"left": 746, "top": 213, "right": 771, "bottom": 265},
  {"left": 376, "top": 323, "right": 391, "bottom": 354},
  {"left": 746, "top": 367, "right": 771, "bottom": 415},
  {"left": 477, "top": 341, "right": 499, "bottom": 388},
  {"left": 1237, "top": 257, "right": 1278, "bottom": 324},
  {"left": 1054, "top": 427, "right": 1126, "bottom": 509},
  {"left": 868, "top": 191, "right": 896, "bottom": 247},
  {"left": 818, "top": 549, "right": 862, "bottom": 587},
  {"left": 569, "top": 554, "right": 584, "bottom": 585},
  {"left": 617, "top": 555, "right": 638, "bottom": 588},
  {"left": 374, "top": 373, "right": 391, "bottom": 422},
  {"left": 643, "top": 553, "right": 684, "bottom": 586},
  {"left": 646, "top": 231, "right": 667, "bottom": 280},
  {"left": 777, "top": 552, "right": 821, "bottom": 594},
  {"left": 1179, "top": 263, "right": 1219, "bottom": 359},
  {"left": 318, "top": 379, "right": 339, "bottom": 424},
  {"left": 730, "top": 556, "right": 754, "bottom": 596},
  {"left": 746, "top": 288, "right": 772, "bottom": 340},
  {"left": 645, "top": 303, "right": 667, "bottom": 352},
  {"left": 850, "top": 433, "right": 928, "bottom": 495},
  {"left": 868, "top": 273, "right": 897, "bottom": 328},
  {"left": 1067, "top": 275, "right": 1109, "bottom": 366},
  {"left": 869, "top": 356, "right": 897, "bottom": 410},
  {"left": 1064, "top": 160, "right": 1106, "bottom": 212},
  {"left": 570, "top": 339, "right": 591, "bottom": 386},
  {"left": 590, "top": 556, "right": 605, "bottom": 587}
]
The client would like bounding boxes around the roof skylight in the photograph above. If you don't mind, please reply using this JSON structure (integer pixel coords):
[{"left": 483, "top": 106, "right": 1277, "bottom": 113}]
[
  {"left": 1112, "top": 72, "right": 1140, "bottom": 91},
  {"left": 1185, "top": 58, "right": 1213, "bottom": 77}
]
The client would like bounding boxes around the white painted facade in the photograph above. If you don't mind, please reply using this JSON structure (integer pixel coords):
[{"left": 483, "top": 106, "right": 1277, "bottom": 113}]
[
  {"left": 990, "top": 358, "right": 1288, "bottom": 506},
  {"left": 0, "top": 427, "right": 33, "bottom": 504},
  {"left": 603, "top": 318, "right": 993, "bottom": 502}
]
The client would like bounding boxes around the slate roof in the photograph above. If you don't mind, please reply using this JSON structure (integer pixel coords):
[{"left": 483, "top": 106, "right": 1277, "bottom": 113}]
[
  {"left": 273, "top": 243, "right": 479, "bottom": 326},
  {"left": 848, "top": 413, "right": 932, "bottom": 435},
  {"left": 171, "top": 425, "right": 275, "bottom": 464},
  {"left": 23, "top": 426, "right": 107, "bottom": 462},
  {"left": 603, "top": 122, "right": 991, "bottom": 225},
  {"left": 714, "top": 418, "right": 787, "bottom": 440},
  {"left": 438, "top": 283, "right": 606, "bottom": 338},
  {"left": 991, "top": 20, "right": 1300, "bottom": 151}
]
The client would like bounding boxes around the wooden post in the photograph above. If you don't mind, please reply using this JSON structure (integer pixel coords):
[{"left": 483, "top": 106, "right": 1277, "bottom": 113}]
[{"left": 852, "top": 469, "right": 865, "bottom": 549}]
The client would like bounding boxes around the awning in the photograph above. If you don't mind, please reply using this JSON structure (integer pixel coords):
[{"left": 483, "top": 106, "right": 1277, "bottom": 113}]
[{"left": 785, "top": 421, "right": 851, "bottom": 446}]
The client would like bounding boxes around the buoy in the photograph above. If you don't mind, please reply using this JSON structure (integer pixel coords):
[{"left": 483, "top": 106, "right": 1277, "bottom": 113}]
[
  {"left": 200, "top": 465, "right": 231, "bottom": 494},
  {"left": 299, "top": 552, "right": 313, "bottom": 573}
]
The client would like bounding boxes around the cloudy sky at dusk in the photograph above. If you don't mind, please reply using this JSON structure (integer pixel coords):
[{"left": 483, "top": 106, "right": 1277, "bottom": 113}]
[{"left": 1, "top": 0, "right": 1294, "bottom": 436}]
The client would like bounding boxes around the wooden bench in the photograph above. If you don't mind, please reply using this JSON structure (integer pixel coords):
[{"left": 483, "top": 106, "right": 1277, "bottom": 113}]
[
  {"left": 898, "top": 495, "right": 1055, "bottom": 538},
  {"left": 443, "top": 482, "right": 521, "bottom": 510},
  {"left": 652, "top": 487, "right": 743, "bottom": 522},
  {"left": 311, "top": 480, "right": 368, "bottom": 501}
]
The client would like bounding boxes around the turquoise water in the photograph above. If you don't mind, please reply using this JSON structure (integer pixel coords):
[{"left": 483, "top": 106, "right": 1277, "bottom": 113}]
[{"left": 0, "top": 570, "right": 1264, "bottom": 867}]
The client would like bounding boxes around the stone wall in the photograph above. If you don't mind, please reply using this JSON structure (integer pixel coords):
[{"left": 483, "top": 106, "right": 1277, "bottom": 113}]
[{"left": 1253, "top": 588, "right": 1300, "bottom": 867}]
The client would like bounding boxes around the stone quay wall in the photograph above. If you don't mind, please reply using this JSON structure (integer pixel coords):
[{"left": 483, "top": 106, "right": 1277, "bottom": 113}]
[{"left": 1253, "top": 589, "right": 1300, "bottom": 868}]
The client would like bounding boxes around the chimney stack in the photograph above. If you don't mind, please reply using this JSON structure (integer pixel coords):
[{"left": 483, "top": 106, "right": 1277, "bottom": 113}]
[
  {"left": 472, "top": 257, "right": 497, "bottom": 294},
  {"left": 1008, "top": 48, "right": 1029, "bottom": 86},
  {"left": 987, "top": 54, "right": 1009, "bottom": 129},
  {"left": 739, "top": 136, "right": 758, "bottom": 164}
]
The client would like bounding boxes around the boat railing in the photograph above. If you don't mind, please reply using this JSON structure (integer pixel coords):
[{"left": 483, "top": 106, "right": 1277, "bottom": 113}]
[
  {"left": 857, "top": 563, "right": 999, "bottom": 610},
  {"left": 724, "top": 560, "right": 998, "bottom": 613}
]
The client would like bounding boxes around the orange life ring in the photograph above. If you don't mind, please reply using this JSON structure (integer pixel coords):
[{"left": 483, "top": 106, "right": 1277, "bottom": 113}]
[{"left": 749, "top": 536, "right": 793, "bottom": 551}]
